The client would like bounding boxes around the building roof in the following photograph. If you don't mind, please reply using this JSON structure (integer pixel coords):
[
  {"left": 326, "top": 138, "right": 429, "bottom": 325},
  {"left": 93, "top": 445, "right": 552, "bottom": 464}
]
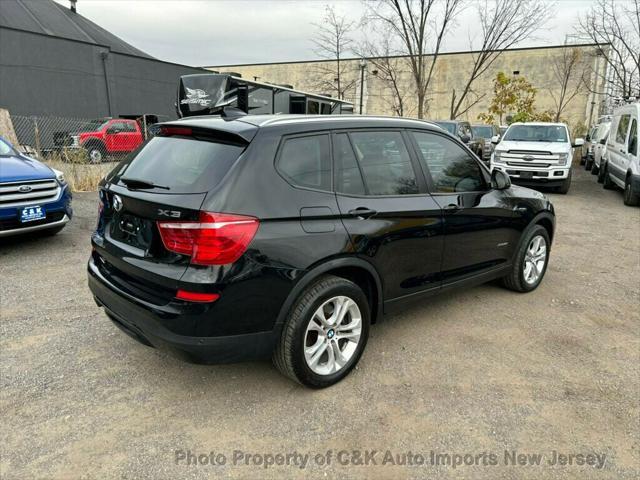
[{"left": 0, "top": 0, "right": 153, "bottom": 58}]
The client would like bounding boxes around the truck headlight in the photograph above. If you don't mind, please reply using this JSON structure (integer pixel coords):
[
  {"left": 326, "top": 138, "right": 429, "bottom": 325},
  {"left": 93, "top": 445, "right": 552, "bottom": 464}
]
[
  {"left": 70, "top": 135, "right": 79, "bottom": 147},
  {"left": 557, "top": 153, "right": 569, "bottom": 166},
  {"left": 493, "top": 151, "right": 504, "bottom": 164},
  {"left": 52, "top": 168, "right": 66, "bottom": 184}
]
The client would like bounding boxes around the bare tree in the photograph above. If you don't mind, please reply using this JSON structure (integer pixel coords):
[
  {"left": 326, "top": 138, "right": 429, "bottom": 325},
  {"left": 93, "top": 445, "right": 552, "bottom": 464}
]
[
  {"left": 548, "top": 47, "right": 589, "bottom": 122},
  {"left": 365, "top": 0, "right": 464, "bottom": 119},
  {"left": 449, "top": 0, "right": 552, "bottom": 119},
  {"left": 358, "top": 27, "right": 413, "bottom": 116},
  {"left": 311, "top": 5, "right": 357, "bottom": 99},
  {"left": 577, "top": 0, "right": 640, "bottom": 101}
]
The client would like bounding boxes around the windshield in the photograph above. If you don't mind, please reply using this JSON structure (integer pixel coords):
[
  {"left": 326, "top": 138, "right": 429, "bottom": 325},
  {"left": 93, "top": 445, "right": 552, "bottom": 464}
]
[
  {"left": 503, "top": 125, "right": 568, "bottom": 143},
  {"left": 111, "top": 136, "right": 245, "bottom": 193},
  {"left": 472, "top": 126, "right": 494, "bottom": 138},
  {"left": 596, "top": 123, "right": 611, "bottom": 141},
  {"left": 0, "top": 137, "right": 17, "bottom": 156},
  {"left": 435, "top": 122, "right": 456, "bottom": 135}
]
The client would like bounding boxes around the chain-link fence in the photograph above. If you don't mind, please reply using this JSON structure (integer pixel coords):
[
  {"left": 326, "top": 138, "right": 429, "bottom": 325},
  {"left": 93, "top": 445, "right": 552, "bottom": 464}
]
[{"left": 9, "top": 114, "right": 170, "bottom": 162}]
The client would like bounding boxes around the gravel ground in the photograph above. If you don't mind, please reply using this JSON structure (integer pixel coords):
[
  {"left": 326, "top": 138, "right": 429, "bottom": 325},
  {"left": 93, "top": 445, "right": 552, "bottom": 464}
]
[{"left": 1, "top": 166, "right": 638, "bottom": 479}]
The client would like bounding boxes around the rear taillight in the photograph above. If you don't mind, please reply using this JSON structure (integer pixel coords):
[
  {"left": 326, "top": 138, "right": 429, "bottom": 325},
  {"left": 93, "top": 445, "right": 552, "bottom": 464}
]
[{"left": 157, "top": 211, "right": 259, "bottom": 265}]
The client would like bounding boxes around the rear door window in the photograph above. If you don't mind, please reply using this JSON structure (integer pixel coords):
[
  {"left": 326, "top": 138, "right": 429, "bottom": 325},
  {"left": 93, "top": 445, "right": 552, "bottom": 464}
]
[
  {"left": 348, "top": 131, "right": 419, "bottom": 195},
  {"left": 113, "top": 136, "right": 245, "bottom": 193},
  {"left": 629, "top": 119, "right": 637, "bottom": 156},
  {"left": 333, "top": 133, "right": 366, "bottom": 195},
  {"left": 277, "top": 134, "right": 331, "bottom": 190}
]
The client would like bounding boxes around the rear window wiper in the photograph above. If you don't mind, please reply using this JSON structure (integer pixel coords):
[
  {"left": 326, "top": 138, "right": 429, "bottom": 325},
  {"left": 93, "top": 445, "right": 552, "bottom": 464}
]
[{"left": 120, "top": 177, "right": 170, "bottom": 190}]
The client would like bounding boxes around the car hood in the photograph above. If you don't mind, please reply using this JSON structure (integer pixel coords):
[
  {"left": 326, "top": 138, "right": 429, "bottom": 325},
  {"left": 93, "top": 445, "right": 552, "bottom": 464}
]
[
  {"left": 496, "top": 140, "right": 570, "bottom": 153},
  {"left": 0, "top": 154, "right": 56, "bottom": 183}
]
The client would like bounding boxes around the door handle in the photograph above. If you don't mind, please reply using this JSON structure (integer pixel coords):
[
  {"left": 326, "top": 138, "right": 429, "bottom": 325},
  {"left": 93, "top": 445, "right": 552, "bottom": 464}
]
[
  {"left": 620, "top": 149, "right": 626, "bottom": 154},
  {"left": 348, "top": 207, "right": 377, "bottom": 219},
  {"left": 443, "top": 203, "right": 460, "bottom": 212}
]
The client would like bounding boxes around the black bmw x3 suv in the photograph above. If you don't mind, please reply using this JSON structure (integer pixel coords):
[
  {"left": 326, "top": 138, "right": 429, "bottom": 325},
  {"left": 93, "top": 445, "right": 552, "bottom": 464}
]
[{"left": 88, "top": 114, "right": 555, "bottom": 388}]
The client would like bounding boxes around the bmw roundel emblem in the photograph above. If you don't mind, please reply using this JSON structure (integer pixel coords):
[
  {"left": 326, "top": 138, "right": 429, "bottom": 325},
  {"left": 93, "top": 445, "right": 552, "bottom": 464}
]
[
  {"left": 327, "top": 329, "right": 335, "bottom": 339},
  {"left": 112, "top": 194, "right": 123, "bottom": 212}
]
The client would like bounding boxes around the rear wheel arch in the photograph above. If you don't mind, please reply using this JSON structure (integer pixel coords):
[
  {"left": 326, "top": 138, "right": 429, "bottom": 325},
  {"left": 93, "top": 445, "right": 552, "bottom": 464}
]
[{"left": 275, "top": 257, "right": 383, "bottom": 329}]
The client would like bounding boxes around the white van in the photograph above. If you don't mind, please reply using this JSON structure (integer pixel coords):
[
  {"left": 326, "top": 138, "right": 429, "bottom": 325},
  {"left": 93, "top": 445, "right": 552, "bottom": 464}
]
[{"left": 602, "top": 102, "right": 639, "bottom": 206}]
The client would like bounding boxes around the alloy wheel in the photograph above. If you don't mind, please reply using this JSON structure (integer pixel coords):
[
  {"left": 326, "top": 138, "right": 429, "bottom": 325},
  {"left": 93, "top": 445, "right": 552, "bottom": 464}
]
[
  {"left": 304, "top": 296, "right": 362, "bottom": 376},
  {"left": 523, "top": 235, "right": 547, "bottom": 285}
]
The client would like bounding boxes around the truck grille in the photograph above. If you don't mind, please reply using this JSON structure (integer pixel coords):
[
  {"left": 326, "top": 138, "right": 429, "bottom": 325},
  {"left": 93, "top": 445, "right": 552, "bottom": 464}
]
[
  {"left": 0, "top": 179, "right": 60, "bottom": 208},
  {"left": 502, "top": 150, "right": 561, "bottom": 167}
]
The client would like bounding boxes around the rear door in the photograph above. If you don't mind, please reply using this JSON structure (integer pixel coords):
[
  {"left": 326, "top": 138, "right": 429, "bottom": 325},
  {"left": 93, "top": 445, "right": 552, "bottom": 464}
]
[
  {"left": 608, "top": 114, "right": 631, "bottom": 184},
  {"left": 409, "top": 130, "right": 519, "bottom": 284},
  {"left": 332, "top": 130, "right": 443, "bottom": 300},
  {"left": 94, "top": 132, "right": 247, "bottom": 301}
]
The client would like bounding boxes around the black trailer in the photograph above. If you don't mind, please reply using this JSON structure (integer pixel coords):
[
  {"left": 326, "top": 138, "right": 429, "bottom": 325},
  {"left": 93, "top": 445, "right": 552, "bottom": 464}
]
[{"left": 177, "top": 73, "right": 354, "bottom": 118}]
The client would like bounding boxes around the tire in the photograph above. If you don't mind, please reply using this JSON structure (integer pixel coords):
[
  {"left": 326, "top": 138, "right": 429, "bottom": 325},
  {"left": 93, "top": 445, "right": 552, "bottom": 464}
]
[
  {"left": 502, "top": 224, "right": 550, "bottom": 293},
  {"left": 273, "top": 275, "right": 370, "bottom": 388},
  {"left": 556, "top": 169, "right": 572, "bottom": 194},
  {"left": 579, "top": 155, "right": 586, "bottom": 166},
  {"left": 603, "top": 166, "right": 615, "bottom": 190},
  {"left": 597, "top": 162, "right": 607, "bottom": 183},
  {"left": 584, "top": 157, "right": 592, "bottom": 170},
  {"left": 623, "top": 178, "right": 640, "bottom": 206},
  {"left": 590, "top": 161, "right": 599, "bottom": 175},
  {"left": 86, "top": 144, "right": 105, "bottom": 164}
]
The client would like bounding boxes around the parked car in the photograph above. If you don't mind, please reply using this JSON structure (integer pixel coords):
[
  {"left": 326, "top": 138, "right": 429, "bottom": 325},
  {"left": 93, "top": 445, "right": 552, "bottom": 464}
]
[
  {"left": 472, "top": 124, "right": 500, "bottom": 163},
  {"left": 88, "top": 114, "right": 556, "bottom": 387},
  {"left": 490, "top": 122, "right": 583, "bottom": 194},
  {"left": 602, "top": 102, "right": 639, "bottom": 206},
  {"left": 434, "top": 120, "right": 484, "bottom": 159},
  {"left": 71, "top": 118, "right": 145, "bottom": 163},
  {"left": 589, "top": 121, "right": 611, "bottom": 175},
  {"left": 0, "top": 136, "right": 72, "bottom": 237},
  {"left": 581, "top": 125, "right": 599, "bottom": 166}
]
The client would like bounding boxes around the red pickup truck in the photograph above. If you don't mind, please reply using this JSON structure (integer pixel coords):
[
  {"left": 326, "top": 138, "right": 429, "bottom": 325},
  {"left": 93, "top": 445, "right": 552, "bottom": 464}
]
[{"left": 73, "top": 119, "right": 144, "bottom": 163}]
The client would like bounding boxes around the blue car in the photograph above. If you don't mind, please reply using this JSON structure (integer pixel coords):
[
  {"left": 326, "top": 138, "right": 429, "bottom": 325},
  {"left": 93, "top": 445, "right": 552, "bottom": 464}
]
[{"left": 0, "top": 136, "right": 72, "bottom": 237}]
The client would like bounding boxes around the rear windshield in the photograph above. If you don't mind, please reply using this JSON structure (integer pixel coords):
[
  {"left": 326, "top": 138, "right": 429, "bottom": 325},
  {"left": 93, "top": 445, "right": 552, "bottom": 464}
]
[
  {"left": 503, "top": 125, "right": 568, "bottom": 143},
  {"left": 113, "top": 136, "right": 245, "bottom": 193},
  {"left": 472, "top": 126, "right": 494, "bottom": 138},
  {"left": 435, "top": 122, "right": 456, "bottom": 135}
]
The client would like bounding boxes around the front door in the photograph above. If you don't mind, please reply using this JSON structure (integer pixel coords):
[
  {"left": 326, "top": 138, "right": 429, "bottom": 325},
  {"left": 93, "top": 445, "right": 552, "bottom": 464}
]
[
  {"left": 409, "top": 130, "right": 518, "bottom": 284},
  {"left": 332, "top": 130, "right": 444, "bottom": 300}
]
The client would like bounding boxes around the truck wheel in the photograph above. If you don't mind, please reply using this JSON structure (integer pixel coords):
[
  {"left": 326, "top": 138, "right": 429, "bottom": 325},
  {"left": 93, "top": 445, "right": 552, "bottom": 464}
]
[
  {"left": 557, "top": 170, "right": 571, "bottom": 194},
  {"left": 623, "top": 178, "right": 640, "bottom": 206},
  {"left": 502, "top": 224, "right": 550, "bottom": 293},
  {"left": 597, "top": 163, "right": 607, "bottom": 183},
  {"left": 273, "top": 275, "right": 370, "bottom": 388},
  {"left": 590, "top": 161, "right": 599, "bottom": 175},
  {"left": 86, "top": 145, "right": 105, "bottom": 164}
]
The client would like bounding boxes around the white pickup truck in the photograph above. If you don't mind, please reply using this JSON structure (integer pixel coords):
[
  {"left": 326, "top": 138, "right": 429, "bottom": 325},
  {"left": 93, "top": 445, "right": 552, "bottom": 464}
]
[{"left": 490, "top": 122, "right": 584, "bottom": 194}]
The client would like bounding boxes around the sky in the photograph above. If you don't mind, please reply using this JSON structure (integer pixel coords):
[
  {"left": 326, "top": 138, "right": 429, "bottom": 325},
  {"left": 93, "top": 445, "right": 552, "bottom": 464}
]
[{"left": 52, "top": 0, "right": 597, "bottom": 67}]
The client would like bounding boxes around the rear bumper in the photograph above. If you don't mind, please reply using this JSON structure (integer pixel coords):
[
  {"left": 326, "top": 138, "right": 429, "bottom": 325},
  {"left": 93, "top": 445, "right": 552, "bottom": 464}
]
[{"left": 87, "top": 257, "right": 279, "bottom": 364}]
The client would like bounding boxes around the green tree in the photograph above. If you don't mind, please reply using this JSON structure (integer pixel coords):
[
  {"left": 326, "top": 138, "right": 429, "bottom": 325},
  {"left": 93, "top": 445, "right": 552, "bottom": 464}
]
[{"left": 478, "top": 72, "right": 553, "bottom": 125}]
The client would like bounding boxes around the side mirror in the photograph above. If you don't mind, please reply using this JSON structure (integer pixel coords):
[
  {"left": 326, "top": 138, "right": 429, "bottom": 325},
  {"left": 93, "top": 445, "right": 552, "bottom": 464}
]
[
  {"left": 491, "top": 135, "right": 500, "bottom": 145},
  {"left": 599, "top": 138, "right": 606, "bottom": 145},
  {"left": 460, "top": 134, "right": 471, "bottom": 143},
  {"left": 491, "top": 169, "right": 511, "bottom": 190},
  {"left": 572, "top": 138, "right": 584, "bottom": 147},
  {"left": 585, "top": 135, "right": 591, "bottom": 142}
]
